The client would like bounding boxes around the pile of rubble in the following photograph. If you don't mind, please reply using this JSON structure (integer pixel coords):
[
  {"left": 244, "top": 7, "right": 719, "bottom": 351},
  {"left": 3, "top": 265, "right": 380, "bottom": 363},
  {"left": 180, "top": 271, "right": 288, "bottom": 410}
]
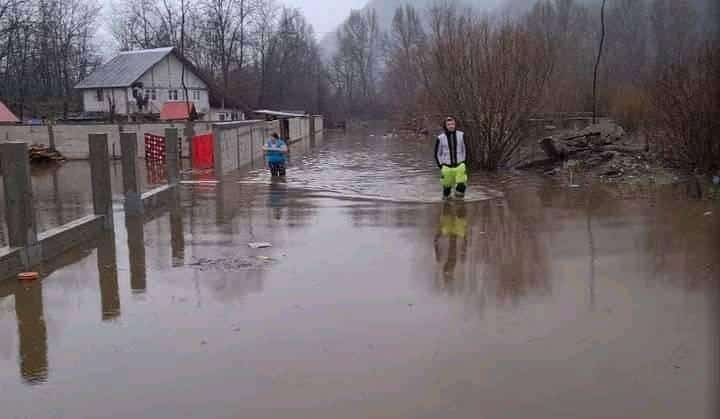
[
  {"left": 29, "top": 144, "right": 65, "bottom": 164},
  {"left": 517, "top": 121, "right": 655, "bottom": 180}
]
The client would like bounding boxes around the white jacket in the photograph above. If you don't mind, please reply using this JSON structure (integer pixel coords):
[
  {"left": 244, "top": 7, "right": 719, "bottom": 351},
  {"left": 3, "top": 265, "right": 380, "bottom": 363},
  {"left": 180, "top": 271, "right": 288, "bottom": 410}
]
[{"left": 435, "top": 130, "right": 466, "bottom": 167}]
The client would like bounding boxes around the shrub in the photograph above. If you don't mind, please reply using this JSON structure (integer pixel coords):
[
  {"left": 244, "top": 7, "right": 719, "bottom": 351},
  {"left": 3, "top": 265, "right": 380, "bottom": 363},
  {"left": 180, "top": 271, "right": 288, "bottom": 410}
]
[{"left": 648, "top": 42, "right": 720, "bottom": 172}]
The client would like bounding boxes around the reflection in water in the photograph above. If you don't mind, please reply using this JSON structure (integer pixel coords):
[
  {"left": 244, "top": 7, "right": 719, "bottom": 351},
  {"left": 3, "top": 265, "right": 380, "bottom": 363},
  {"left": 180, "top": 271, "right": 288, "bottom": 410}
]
[
  {"left": 268, "top": 178, "right": 287, "bottom": 221},
  {"left": 97, "top": 234, "right": 121, "bottom": 321},
  {"left": 125, "top": 214, "right": 147, "bottom": 293},
  {"left": 434, "top": 203, "right": 468, "bottom": 286},
  {"left": 429, "top": 198, "right": 551, "bottom": 310},
  {"left": 15, "top": 280, "right": 48, "bottom": 385},
  {"left": 170, "top": 201, "right": 185, "bottom": 267}
]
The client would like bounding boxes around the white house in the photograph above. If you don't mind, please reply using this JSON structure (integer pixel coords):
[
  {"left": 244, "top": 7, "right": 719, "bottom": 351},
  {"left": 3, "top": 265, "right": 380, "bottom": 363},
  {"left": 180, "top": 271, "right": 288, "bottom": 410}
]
[{"left": 75, "top": 47, "right": 244, "bottom": 121}]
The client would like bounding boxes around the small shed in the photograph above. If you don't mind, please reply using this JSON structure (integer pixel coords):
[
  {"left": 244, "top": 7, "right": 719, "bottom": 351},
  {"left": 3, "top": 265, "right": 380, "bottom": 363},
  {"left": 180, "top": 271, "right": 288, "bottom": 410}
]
[
  {"left": 160, "top": 102, "right": 198, "bottom": 121},
  {"left": 253, "top": 110, "right": 306, "bottom": 140},
  {"left": 0, "top": 100, "right": 19, "bottom": 123}
]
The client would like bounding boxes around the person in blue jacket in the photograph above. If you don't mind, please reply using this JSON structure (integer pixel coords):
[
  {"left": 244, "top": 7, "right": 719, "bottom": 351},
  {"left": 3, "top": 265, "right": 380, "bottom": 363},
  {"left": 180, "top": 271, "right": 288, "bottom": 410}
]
[{"left": 263, "top": 132, "right": 288, "bottom": 177}]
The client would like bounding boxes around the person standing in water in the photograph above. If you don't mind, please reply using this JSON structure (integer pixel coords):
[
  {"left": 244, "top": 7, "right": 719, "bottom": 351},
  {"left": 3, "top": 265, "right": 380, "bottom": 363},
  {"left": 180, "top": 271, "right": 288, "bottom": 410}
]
[
  {"left": 435, "top": 116, "right": 468, "bottom": 199},
  {"left": 263, "top": 132, "right": 288, "bottom": 177}
]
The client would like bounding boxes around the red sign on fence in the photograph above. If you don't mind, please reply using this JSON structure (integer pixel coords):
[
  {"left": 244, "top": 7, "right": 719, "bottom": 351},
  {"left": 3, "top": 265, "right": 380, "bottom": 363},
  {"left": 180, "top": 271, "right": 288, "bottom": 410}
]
[
  {"left": 192, "top": 133, "right": 214, "bottom": 169},
  {"left": 144, "top": 133, "right": 166, "bottom": 162}
]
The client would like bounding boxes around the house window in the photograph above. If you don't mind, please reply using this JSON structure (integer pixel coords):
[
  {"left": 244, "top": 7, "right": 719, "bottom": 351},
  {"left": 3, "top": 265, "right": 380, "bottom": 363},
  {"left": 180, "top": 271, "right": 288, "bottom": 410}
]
[
  {"left": 169, "top": 89, "right": 178, "bottom": 101},
  {"left": 219, "top": 113, "right": 226, "bottom": 121},
  {"left": 145, "top": 89, "right": 157, "bottom": 100},
  {"left": 192, "top": 90, "right": 200, "bottom": 100},
  {"left": 96, "top": 89, "right": 103, "bottom": 102}
]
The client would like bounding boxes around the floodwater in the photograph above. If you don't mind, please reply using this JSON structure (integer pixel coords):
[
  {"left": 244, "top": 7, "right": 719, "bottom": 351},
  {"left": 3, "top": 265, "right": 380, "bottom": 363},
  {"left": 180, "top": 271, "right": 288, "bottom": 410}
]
[{"left": 0, "top": 128, "right": 718, "bottom": 419}]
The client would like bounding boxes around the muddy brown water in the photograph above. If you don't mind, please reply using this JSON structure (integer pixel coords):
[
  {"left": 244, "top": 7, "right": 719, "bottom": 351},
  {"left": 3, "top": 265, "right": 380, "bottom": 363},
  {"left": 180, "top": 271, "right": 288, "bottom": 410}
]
[{"left": 0, "top": 129, "right": 718, "bottom": 419}]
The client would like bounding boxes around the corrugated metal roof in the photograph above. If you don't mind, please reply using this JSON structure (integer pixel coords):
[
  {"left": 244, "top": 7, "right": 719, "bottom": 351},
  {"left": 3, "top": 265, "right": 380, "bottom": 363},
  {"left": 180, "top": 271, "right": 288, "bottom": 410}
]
[
  {"left": 75, "top": 47, "right": 174, "bottom": 89},
  {"left": 0, "top": 100, "right": 19, "bottom": 123}
]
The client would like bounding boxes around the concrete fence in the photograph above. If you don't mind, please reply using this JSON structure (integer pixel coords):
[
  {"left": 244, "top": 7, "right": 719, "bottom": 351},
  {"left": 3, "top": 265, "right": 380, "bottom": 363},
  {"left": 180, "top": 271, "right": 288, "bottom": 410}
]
[
  {"left": 0, "top": 135, "right": 114, "bottom": 278},
  {"left": 0, "top": 127, "right": 183, "bottom": 280},
  {"left": 0, "top": 115, "right": 323, "bottom": 278},
  {"left": 0, "top": 121, "right": 213, "bottom": 160},
  {"left": 212, "top": 116, "right": 324, "bottom": 176}
]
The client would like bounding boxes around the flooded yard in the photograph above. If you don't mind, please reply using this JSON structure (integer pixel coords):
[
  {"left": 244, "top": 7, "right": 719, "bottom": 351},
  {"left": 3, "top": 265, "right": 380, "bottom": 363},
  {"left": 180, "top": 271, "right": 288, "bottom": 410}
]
[{"left": 0, "top": 128, "right": 717, "bottom": 419}]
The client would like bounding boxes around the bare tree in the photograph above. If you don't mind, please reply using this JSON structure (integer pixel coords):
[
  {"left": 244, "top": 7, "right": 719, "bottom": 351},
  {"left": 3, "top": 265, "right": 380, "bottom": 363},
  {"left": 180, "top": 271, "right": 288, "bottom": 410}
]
[
  {"left": 418, "top": 4, "right": 555, "bottom": 170},
  {"left": 329, "top": 8, "right": 383, "bottom": 117},
  {"left": 384, "top": 4, "right": 426, "bottom": 124},
  {"left": 591, "top": 0, "right": 606, "bottom": 124},
  {"left": 649, "top": 42, "right": 719, "bottom": 172}
]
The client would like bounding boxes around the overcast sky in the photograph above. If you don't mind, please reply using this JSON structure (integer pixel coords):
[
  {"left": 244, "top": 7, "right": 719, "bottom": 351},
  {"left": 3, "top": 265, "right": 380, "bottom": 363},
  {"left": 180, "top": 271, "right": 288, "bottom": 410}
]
[{"left": 281, "top": 0, "right": 368, "bottom": 36}]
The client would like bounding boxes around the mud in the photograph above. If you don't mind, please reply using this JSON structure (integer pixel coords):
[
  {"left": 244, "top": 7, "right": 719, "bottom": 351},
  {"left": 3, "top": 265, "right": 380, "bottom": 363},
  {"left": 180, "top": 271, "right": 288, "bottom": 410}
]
[{"left": 0, "top": 128, "right": 718, "bottom": 419}]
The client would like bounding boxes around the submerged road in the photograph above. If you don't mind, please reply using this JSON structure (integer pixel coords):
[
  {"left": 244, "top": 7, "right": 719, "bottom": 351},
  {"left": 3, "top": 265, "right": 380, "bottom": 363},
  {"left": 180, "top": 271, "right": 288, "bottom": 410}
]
[{"left": 0, "top": 128, "right": 718, "bottom": 419}]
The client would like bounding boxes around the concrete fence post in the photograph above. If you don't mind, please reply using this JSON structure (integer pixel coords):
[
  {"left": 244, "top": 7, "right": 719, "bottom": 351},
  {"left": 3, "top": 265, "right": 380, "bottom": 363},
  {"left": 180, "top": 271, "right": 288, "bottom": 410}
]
[
  {"left": 212, "top": 125, "right": 223, "bottom": 176},
  {"left": 120, "top": 132, "right": 143, "bottom": 215},
  {"left": 184, "top": 120, "right": 195, "bottom": 160},
  {"left": 47, "top": 123, "right": 56, "bottom": 151},
  {"left": 89, "top": 134, "right": 114, "bottom": 230},
  {"left": 164, "top": 128, "right": 179, "bottom": 185},
  {"left": 0, "top": 141, "right": 40, "bottom": 268}
]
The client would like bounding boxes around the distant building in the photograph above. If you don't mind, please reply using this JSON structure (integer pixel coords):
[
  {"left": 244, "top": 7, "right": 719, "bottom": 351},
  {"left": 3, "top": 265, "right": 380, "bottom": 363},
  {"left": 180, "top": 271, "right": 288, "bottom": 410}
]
[{"left": 74, "top": 47, "right": 244, "bottom": 122}]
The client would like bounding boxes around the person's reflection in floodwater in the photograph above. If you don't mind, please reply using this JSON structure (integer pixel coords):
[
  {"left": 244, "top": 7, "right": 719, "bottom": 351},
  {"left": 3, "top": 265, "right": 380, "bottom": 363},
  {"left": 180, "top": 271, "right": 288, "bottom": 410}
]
[
  {"left": 268, "top": 177, "right": 287, "bottom": 221},
  {"left": 434, "top": 202, "right": 468, "bottom": 287},
  {"left": 96, "top": 233, "right": 121, "bottom": 320},
  {"left": 125, "top": 214, "right": 147, "bottom": 293},
  {"left": 14, "top": 280, "right": 48, "bottom": 385}
]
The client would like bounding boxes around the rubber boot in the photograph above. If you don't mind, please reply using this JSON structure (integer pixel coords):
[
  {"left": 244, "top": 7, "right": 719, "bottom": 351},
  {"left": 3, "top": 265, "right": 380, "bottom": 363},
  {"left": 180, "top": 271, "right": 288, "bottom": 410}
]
[
  {"left": 443, "top": 187, "right": 452, "bottom": 200},
  {"left": 455, "top": 183, "right": 466, "bottom": 199}
]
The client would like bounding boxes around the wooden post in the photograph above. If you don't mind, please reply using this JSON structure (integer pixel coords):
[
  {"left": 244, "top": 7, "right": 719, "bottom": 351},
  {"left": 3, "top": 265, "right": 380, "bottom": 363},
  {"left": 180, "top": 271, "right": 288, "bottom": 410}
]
[
  {"left": 120, "top": 132, "right": 143, "bottom": 215},
  {"left": 164, "top": 128, "right": 179, "bottom": 185},
  {"left": 89, "top": 134, "right": 114, "bottom": 230},
  {"left": 0, "top": 141, "right": 40, "bottom": 267}
]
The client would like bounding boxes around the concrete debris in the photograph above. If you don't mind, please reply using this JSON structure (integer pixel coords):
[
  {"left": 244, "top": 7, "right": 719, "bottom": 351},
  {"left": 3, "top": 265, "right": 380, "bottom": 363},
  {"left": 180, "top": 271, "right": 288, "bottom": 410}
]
[{"left": 517, "top": 121, "right": 662, "bottom": 182}]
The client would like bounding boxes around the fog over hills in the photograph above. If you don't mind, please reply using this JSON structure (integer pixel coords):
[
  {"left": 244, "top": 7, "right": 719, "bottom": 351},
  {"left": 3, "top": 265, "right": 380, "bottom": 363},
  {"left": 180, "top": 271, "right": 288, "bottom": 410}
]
[{"left": 320, "top": 0, "right": 718, "bottom": 55}]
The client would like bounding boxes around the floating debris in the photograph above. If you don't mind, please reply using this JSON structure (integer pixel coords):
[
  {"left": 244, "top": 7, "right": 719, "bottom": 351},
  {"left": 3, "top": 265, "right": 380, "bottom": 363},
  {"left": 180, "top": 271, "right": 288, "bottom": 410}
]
[
  {"left": 29, "top": 144, "right": 65, "bottom": 164},
  {"left": 704, "top": 211, "right": 713, "bottom": 216},
  {"left": 180, "top": 180, "right": 220, "bottom": 185},
  {"left": 248, "top": 242, "right": 272, "bottom": 249},
  {"left": 187, "top": 256, "right": 277, "bottom": 271}
]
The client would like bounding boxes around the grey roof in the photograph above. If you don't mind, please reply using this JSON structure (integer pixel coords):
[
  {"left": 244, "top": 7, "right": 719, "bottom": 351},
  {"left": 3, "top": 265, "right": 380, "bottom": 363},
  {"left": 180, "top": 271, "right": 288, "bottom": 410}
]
[{"left": 75, "top": 47, "right": 174, "bottom": 89}]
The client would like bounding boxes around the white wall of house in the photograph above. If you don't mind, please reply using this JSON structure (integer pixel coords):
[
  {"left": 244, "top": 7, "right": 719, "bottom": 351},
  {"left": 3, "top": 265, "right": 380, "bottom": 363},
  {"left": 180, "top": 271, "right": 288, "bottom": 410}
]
[
  {"left": 135, "top": 53, "right": 211, "bottom": 114},
  {"left": 82, "top": 88, "right": 130, "bottom": 114},
  {"left": 81, "top": 52, "right": 213, "bottom": 116}
]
